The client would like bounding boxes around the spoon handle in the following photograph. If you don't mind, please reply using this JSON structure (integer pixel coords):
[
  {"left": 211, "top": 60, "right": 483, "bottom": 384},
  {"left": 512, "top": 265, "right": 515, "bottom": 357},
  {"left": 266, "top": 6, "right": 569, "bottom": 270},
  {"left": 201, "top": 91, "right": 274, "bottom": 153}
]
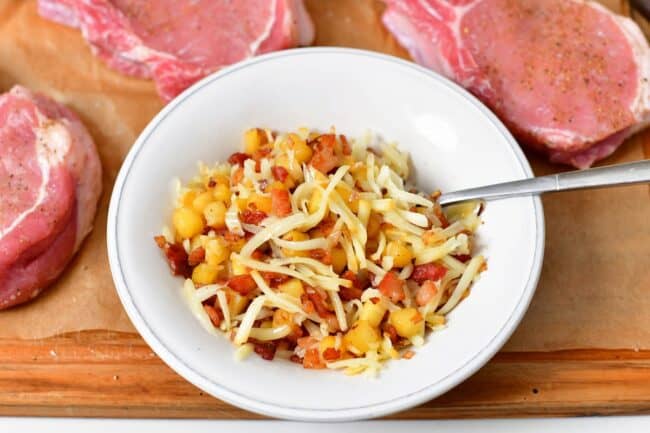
[{"left": 438, "top": 160, "right": 650, "bottom": 206}]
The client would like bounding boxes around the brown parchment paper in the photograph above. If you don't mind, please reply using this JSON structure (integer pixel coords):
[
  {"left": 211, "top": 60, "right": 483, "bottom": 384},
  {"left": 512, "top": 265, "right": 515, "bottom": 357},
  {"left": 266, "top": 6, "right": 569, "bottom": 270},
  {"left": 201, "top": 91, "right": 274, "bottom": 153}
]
[{"left": 0, "top": 0, "right": 649, "bottom": 350}]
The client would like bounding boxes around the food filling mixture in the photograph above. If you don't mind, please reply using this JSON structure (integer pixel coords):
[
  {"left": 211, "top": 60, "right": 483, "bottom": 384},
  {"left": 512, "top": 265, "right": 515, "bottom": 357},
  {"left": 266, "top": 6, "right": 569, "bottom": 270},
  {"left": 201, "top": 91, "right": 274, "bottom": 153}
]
[{"left": 155, "top": 127, "right": 485, "bottom": 376}]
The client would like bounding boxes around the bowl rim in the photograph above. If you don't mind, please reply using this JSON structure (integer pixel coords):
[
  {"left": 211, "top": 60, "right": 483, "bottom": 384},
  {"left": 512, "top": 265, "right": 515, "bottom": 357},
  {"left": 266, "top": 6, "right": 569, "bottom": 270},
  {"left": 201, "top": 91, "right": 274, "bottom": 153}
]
[{"left": 107, "top": 47, "right": 545, "bottom": 422}]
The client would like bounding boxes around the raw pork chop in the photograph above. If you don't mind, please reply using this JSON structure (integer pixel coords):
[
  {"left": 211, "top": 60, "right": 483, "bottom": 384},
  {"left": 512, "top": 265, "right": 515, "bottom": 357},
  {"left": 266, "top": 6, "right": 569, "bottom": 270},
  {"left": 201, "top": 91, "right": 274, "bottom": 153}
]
[
  {"left": 0, "top": 86, "right": 102, "bottom": 309},
  {"left": 38, "top": 0, "right": 315, "bottom": 101},
  {"left": 382, "top": 0, "right": 650, "bottom": 168}
]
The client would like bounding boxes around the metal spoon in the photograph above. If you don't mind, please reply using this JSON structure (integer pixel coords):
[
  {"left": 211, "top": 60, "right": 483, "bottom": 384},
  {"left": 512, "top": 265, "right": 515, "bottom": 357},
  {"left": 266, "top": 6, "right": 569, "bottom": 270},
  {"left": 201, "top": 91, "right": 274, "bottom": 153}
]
[{"left": 438, "top": 160, "right": 650, "bottom": 206}]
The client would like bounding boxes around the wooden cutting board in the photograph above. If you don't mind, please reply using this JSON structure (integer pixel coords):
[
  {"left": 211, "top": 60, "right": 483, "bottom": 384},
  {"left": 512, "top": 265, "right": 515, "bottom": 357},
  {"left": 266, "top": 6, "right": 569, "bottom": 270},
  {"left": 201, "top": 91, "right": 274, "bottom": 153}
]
[
  {"left": 2, "top": 331, "right": 650, "bottom": 418},
  {"left": 0, "top": 0, "right": 649, "bottom": 419}
]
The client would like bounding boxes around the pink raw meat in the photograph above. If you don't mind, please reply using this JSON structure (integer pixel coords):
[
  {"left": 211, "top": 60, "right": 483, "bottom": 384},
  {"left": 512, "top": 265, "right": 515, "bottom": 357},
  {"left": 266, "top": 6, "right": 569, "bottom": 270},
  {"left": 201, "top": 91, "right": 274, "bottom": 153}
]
[
  {"left": 38, "top": 0, "right": 315, "bottom": 102},
  {"left": 0, "top": 86, "right": 102, "bottom": 309},
  {"left": 383, "top": 0, "right": 650, "bottom": 168}
]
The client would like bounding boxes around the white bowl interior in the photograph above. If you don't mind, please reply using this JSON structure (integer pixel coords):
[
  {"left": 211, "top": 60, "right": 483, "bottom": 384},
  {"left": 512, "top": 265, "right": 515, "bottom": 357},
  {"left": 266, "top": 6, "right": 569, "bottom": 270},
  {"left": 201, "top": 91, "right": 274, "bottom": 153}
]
[{"left": 109, "top": 49, "right": 543, "bottom": 421}]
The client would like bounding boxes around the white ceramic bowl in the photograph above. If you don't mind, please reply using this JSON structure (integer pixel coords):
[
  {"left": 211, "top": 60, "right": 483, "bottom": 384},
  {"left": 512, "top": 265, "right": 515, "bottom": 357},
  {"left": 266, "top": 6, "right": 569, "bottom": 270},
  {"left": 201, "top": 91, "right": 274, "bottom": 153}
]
[{"left": 107, "top": 48, "right": 544, "bottom": 421}]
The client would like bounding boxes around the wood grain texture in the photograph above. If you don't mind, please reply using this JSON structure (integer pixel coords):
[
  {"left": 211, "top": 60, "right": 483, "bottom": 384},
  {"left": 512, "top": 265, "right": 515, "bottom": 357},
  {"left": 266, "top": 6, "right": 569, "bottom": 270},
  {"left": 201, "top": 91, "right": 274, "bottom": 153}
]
[{"left": 1, "top": 331, "right": 649, "bottom": 419}]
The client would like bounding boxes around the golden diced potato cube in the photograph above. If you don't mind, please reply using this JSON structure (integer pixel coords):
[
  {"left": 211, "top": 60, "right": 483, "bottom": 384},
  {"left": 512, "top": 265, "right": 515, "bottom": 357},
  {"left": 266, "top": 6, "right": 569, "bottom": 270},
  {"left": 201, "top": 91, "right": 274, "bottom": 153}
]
[
  {"left": 331, "top": 247, "right": 347, "bottom": 274},
  {"left": 229, "top": 237, "right": 246, "bottom": 253},
  {"left": 181, "top": 190, "right": 197, "bottom": 208},
  {"left": 289, "top": 133, "right": 313, "bottom": 164},
  {"left": 281, "top": 132, "right": 313, "bottom": 164},
  {"left": 203, "top": 201, "right": 227, "bottom": 229},
  {"left": 335, "top": 184, "right": 359, "bottom": 212},
  {"left": 205, "top": 238, "right": 229, "bottom": 266},
  {"left": 213, "top": 174, "right": 230, "bottom": 186},
  {"left": 281, "top": 230, "right": 309, "bottom": 257},
  {"left": 248, "top": 193, "right": 273, "bottom": 214},
  {"left": 359, "top": 300, "right": 387, "bottom": 328},
  {"left": 191, "top": 263, "right": 219, "bottom": 286},
  {"left": 389, "top": 308, "right": 424, "bottom": 339},
  {"left": 173, "top": 207, "right": 205, "bottom": 239},
  {"left": 319, "top": 335, "right": 344, "bottom": 357},
  {"left": 190, "top": 234, "right": 207, "bottom": 252},
  {"left": 212, "top": 183, "right": 230, "bottom": 203},
  {"left": 227, "top": 288, "right": 249, "bottom": 316},
  {"left": 343, "top": 320, "right": 381, "bottom": 354},
  {"left": 385, "top": 241, "right": 413, "bottom": 268},
  {"left": 357, "top": 199, "right": 371, "bottom": 227},
  {"left": 272, "top": 309, "right": 294, "bottom": 328},
  {"left": 277, "top": 278, "right": 304, "bottom": 299},
  {"left": 307, "top": 189, "right": 322, "bottom": 214},
  {"left": 275, "top": 154, "right": 303, "bottom": 182},
  {"left": 243, "top": 128, "right": 265, "bottom": 155},
  {"left": 231, "top": 256, "right": 247, "bottom": 275},
  {"left": 367, "top": 213, "right": 382, "bottom": 239},
  {"left": 235, "top": 197, "right": 248, "bottom": 212},
  {"left": 192, "top": 191, "right": 214, "bottom": 214}
]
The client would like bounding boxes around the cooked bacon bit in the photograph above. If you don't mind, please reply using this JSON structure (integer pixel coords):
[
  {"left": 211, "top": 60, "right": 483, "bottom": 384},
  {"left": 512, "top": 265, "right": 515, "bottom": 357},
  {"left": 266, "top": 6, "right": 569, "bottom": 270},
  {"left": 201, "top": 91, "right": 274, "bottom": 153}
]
[
  {"left": 271, "top": 188, "right": 292, "bottom": 217},
  {"left": 378, "top": 271, "right": 405, "bottom": 303},
  {"left": 342, "top": 270, "right": 370, "bottom": 291},
  {"left": 339, "top": 286, "right": 362, "bottom": 301},
  {"left": 452, "top": 254, "right": 472, "bottom": 263},
  {"left": 324, "top": 314, "right": 340, "bottom": 332},
  {"left": 271, "top": 166, "right": 289, "bottom": 182},
  {"left": 301, "top": 296, "right": 316, "bottom": 314},
  {"left": 383, "top": 323, "right": 399, "bottom": 344},
  {"left": 309, "top": 249, "right": 332, "bottom": 265},
  {"left": 187, "top": 247, "right": 206, "bottom": 266},
  {"left": 340, "top": 134, "right": 351, "bottom": 155},
  {"left": 303, "top": 287, "right": 332, "bottom": 318},
  {"left": 202, "top": 225, "right": 213, "bottom": 235},
  {"left": 322, "top": 347, "right": 341, "bottom": 361},
  {"left": 228, "top": 152, "right": 250, "bottom": 166},
  {"left": 155, "top": 238, "right": 192, "bottom": 278},
  {"left": 289, "top": 354, "right": 302, "bottom": 364},
  {"left": 252, "top": 148, "right": 271, "bottom": 165},
  {"left": 297, "top": 336, "right": 318, "bottom": 349},
  {"left": 416, "top": 280, "right": 438, "bottom": 306},
  {"left": 412, "top": 263, "right": 448, "bottom": 284},
  {"left": 370, "top": 297, "right": 380, "bottom": 304},
  {"left": 339, "top": 272, "right": 363, "bottom": 301},
  {"left": 286, "top": 325, "right": 304, "bottom": 344},
  {"left": 258, "top": 179, "right": 269, "bottom": 192},
  {"left": 261, "top": 271, "right": 290, "bottom": 287},
  {"left": 154, "top": 235, "right": 167, "bottom": 248},
  {"left": 222, "top": 230, "right": 245, "bottom": 243},
  {"left": 227, "top": 275, "right": 257, "bottom": 295},
  {"left": 207, "top": 178, "right": 217, "bottom": 188},
  {"left": 232, "top": 167, "right": 244, "bottom": 184},
  {"left": 302, "top": 288, "right": 338, "bottom": 330},
  {"left": 240, "top": 208, "right": 268, "bottom": 225},
  {"left": 311, "top": 216, "right": 337, "bottom": 237},
  {"left": 303, "top": 348, "right": 326, "bottom": 369},
  {"left": 309, "top": 134, "right": 340, "bottom": 174},
  {"left": 433, "top": 206, "right": 449, "bottom": 228},
  {"left": 251, "top": 250, "right": 266, "bottom": 260},
  {"left": 403, "top": 350, "right": 416, "bottom": 360},
  {"left": 203, "top": 305, "right": 222, "bottom": 327},
  {"left": 254, "top": 341, "right": 277, "bottom": 361}
]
